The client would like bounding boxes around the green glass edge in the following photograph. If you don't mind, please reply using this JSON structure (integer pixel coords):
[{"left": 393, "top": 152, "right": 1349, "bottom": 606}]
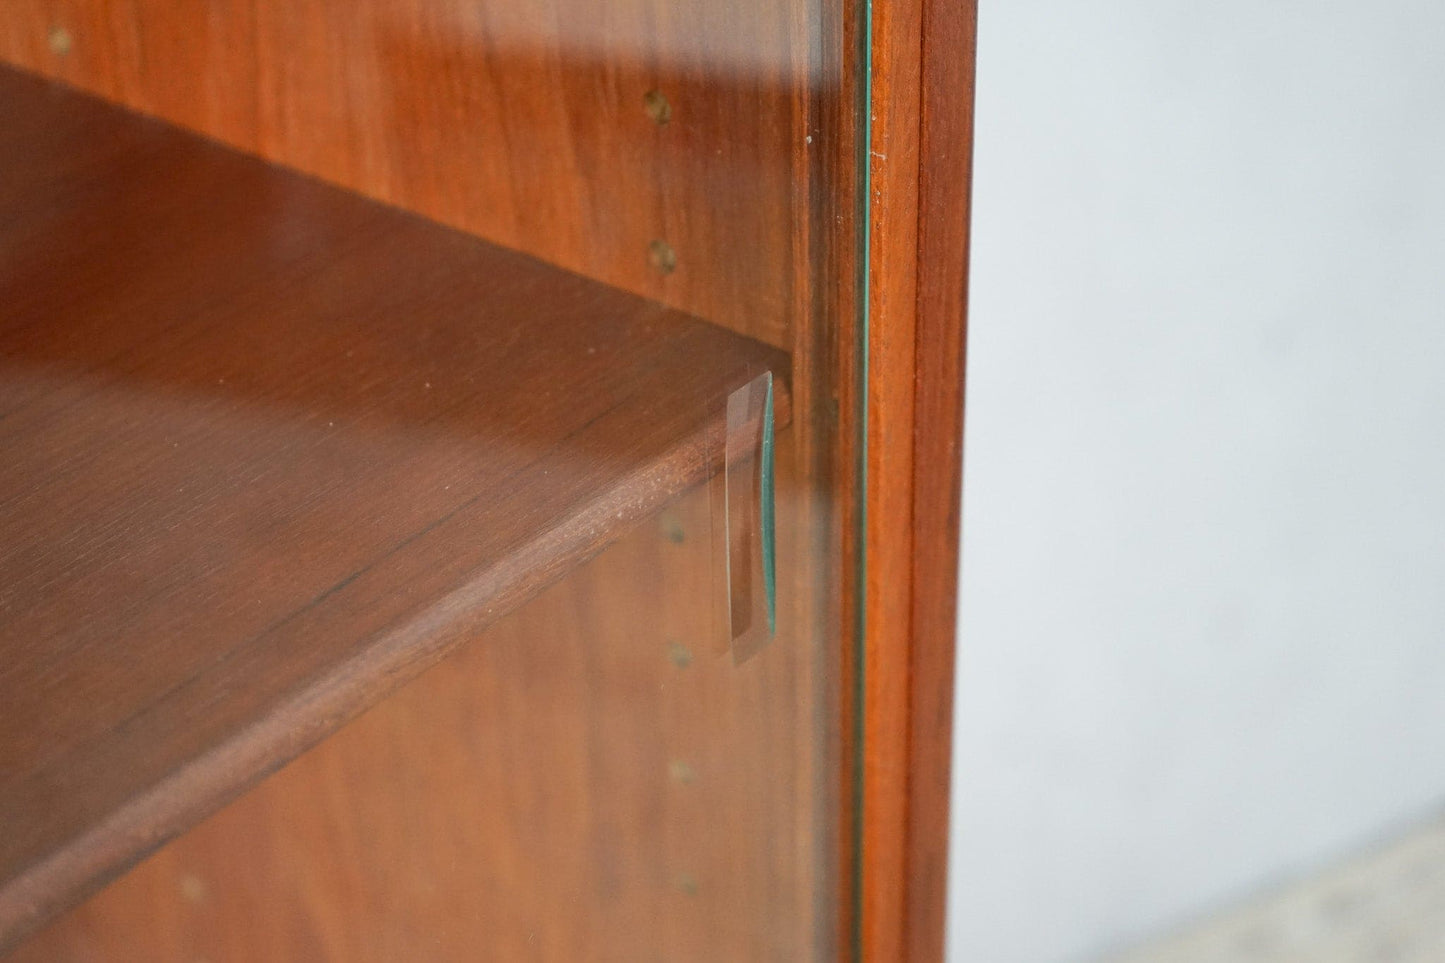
[
  {"left": 851, "top": 0, "right": 873, "bottom": 954},
  {"left": 762, "top": 373, "right": 777, "bottom": 635}
]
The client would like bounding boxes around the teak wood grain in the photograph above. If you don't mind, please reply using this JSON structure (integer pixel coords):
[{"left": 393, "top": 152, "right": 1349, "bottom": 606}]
[
  {"left": 902, "top": 0, "right": 977, "bottom": 957},
  {"left": 0, "top": 0, "right": 819, "bottom": 350},
  {"left": 0, "top": 65, "right": 789, "bottom": 951},
  {"left": 14, "top": 481, "right": 820, "bottom": 962},
  {"left": 861, "top": 0, "right": 976, "bottom": 958}
]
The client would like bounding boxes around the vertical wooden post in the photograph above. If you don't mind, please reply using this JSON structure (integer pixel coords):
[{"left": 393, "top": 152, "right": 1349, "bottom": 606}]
[{"left": 862, "top": 0, "right": 978, "bottom": 957}]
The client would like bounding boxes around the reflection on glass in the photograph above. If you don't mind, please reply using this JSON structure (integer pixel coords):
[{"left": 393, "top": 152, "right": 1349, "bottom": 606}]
[{"left": 0, "top": 0, "right": 864, "bottom": 956}]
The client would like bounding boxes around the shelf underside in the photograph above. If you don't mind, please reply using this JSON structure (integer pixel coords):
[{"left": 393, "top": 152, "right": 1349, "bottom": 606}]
[{"left": 0, "top": 65, "right": 787, "bottom": 947}]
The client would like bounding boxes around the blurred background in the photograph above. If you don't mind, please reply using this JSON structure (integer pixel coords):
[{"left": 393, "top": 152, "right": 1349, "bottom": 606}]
[{"left": 947, "top": 1, "right": 1445, "bottom": 960}]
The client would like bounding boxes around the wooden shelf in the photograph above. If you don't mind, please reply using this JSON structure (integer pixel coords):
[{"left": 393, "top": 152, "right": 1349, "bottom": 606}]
[{"left": 0, "top": 65, "right": 787, "bottom": 949}]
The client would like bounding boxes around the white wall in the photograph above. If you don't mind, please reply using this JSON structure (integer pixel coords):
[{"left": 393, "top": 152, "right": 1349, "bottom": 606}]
[{"left": 947, "top": 3, "right": 1445, "bottom": 961}]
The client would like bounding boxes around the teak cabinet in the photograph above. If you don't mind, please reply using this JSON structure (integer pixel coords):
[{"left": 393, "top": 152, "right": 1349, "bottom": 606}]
[{"left": 0, "top": 0, "right": 974, "bottom": 959}]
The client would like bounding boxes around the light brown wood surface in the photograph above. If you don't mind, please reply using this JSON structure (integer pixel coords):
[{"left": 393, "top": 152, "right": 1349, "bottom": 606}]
[
  {"left": 860, "top": 0, "right": 924, "bottom": 947},
  {"left": 858, "top": 0, "right": 977, "bottom": 955},
  {"left": 0, "top": 0, "right": 821, "bottom": 349},
  {"left": 0, "top": 65, "right": 791, "bottom": 951},
  {"left": 902, "top": 0, "right": 977, "bottom": 957}
]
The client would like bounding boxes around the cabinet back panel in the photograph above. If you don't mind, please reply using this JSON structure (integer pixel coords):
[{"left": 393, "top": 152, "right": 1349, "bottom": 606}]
[{"left": 1, "top": 0, "right": 820, "bottom": 348}]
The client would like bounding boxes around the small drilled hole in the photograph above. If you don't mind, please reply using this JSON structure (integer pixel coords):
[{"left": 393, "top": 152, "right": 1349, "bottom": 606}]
[
  {"left": 643, "top": 89, "right": 672, "bottom": 125},
  {"left": 48, "top": 26, "right": 73, "bottom": 56},
  {"left": 648, "top": 240, "right": 677, "bottom": 276},
  {"left": 666, "top": 642, "right": 693, "bottom": 668},
  {"left": 179, "top": 874, "right": 208, "bottom": 904}
]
